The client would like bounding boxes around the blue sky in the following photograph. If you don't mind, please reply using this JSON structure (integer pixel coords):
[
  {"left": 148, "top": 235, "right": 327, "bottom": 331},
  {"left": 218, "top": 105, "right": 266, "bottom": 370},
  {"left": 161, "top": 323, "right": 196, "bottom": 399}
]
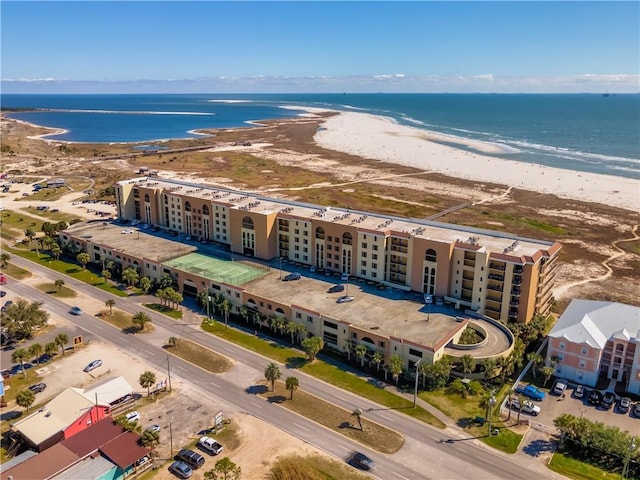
[{"left": 2, "top": 1, "right": 638, "bottom": 93}]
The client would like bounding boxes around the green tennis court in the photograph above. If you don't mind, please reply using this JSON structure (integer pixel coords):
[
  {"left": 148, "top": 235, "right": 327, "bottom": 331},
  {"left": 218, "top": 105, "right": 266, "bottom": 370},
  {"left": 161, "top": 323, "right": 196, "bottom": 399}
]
[{"left": 164, "top": 252, "right": 268, "bottom": 286}]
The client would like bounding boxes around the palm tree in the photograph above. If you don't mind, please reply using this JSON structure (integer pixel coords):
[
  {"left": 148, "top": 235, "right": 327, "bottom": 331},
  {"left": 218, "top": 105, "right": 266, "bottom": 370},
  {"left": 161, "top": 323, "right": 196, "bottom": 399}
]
[
  {"left": 140, "top": 429, "right": 160, "bottom": 448},
  {"left": 355, "top": 344, "right": 368, "bottom": 368},
  {"left": 11, "top": 348, "right": 30, "bottom": 378},
  {"left": 285, "top": 376, "right": 299, "bottom": 399},
  {"left": 220, "top": 298, "right": 231, "bottom": 327},
  {"left": 139, "top": 276, "right": 151, "bottom": 294},
  {"left": 301, "top": 336, "right": 324, "bottom": 362},
  {"left": 105, "top": 299, "right": 115, "bottom": 315},
  {"left": 121, "top": 267, "right": 139, "bottom": 288},
  {"left": 16, "top": 389, "right": 36, "bottom": 412},
  {"left": 55, "top": 332, "right": 69, "bottom": 356},
  {"left": 54, "top": 279, "right": 65, "bottom": 292},
  {"left": 239, "top": 305, "right": 249, "bottom": 325},
  {"left": 285, "top": 322, "right": 298, "bottom": 344},
  {"left": 527, "top": 351, "right": 544, "bottom": 379},
  {"left": 50, "top": 243, "right": 62, "bottom": 261},
  {"left": 460, "top": 354, "right": 476, "bottom": 379},
  {"left": 0, "top": 252, "right": 10, "bottom": 268},
  {"left": 294, "top": 323, "right": 307, "bottom": 345},
  {"left": 28, "top": 343, "right": 43, "bottom": 363},
  {"left": 139, "top": 371, "right": 157, "bottom": 396},
  {"left": 1, "top": 299, "right": 50, "bottom": 340},
  {"left": 102, "top": 269, "right": 112, "bottom": 283},
  {"left": 23, "top": 228, "right": 35, "bottom": 243},
  {"left": 45, "top": 341, "right": 58, "bottom": 359},
  {"left": 167, "top": 336, "right": 178, "bottom": 347},
  {"left": 76, "top": 252, "right": 90, "bottom": 270},
  {"left": 541, "top": 366, "right": 555, "bottom": 386},
  {"left": 389, "top": 353, "right": 403, "bottom": 384},
  {"left": 351, "top": 408, "right": 364, "bottom": 431},
  {"left": 372, "top": 351, "right": 383, "bottom": 372},
  {"left": 264, "top": 362, "right": 281, "bottom": 392},
  {"left": 132, "top": 311, "right": 151, "bottom": 331},
  {"left": 506, "top": 388, "right": 515, "bottom": 421}
]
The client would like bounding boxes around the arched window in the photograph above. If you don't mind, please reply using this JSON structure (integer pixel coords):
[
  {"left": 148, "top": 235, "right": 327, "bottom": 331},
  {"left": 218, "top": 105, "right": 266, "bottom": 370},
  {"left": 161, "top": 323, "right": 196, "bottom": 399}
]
[
  {"left": 202, "top": 205, "right": 209, "bottom": 215},
  {"left": 615, "top": 344, "right": 624, "bottom": 353},
  {"left": 342, "top": 232, "right": 352, "bottom": 245},
  {"left": 315, "top": 227, "right": 325, "bottom": 240},
  {"left": 425, "top": 249, "right": 437, "bottom": 262},
  {"left": 275, "top": 307, "right": 285, "bottom": 317},
  {"left": 185, "top": 201, "right": 191, "bottom": 212},
  {"left": 144, "top": 193, "right": 150, "bottom": 202},
  {"left": 242, "top": 216, "right": 254, "bottom": 230}
]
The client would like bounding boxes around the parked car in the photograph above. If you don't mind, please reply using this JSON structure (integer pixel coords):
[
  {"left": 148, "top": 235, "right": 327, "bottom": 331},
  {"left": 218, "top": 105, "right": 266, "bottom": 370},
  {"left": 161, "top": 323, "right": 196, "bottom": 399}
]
[
  {"left": 588, "top": 390, "right": 603, "bottom": 406},
  {"left": 146, "top": 424, "right": 161, "bottom": 434},
  {"left": 0, "top": 290, "right": 6, "bottom": 297},
  {"left": 1, "top": 300, "right": 13, "bottom": 312},
  {"left": 573, "top": 385, "right": 585, "bottom": 399},
  {"left": 602, "top": 392, "right": 616, "bottom": 409},
  {"left": 176, "top": 449, "right": 205, "bottom": 469},
  {"left": 328, "top": 284, "right": 345, "bottom": 293},
  {"left": 83, "top": 359, "right": 103, "bottom": 372},
  {"left": 553, "top": 379, "right": 568, "bottom": 396},
  {"left": 198, "top": 436, "right": 223, "bottom": 455},
  {"left": 618, "top": 397, "right": 631, "bottom": 413},
  {"left": 515, "top": 384, "right": 546, "bottom": 401},
  {"left": 309, "top": 266, "right": 316, "bottom": 273},
  {"left": 125, "top": 411, "right": 140, "bottom": 423},
  {"left": 282, "top": 272, "right": 301, "bottom": 282},
  {"left": 349, "top": 452, "right": 374, "bottom": 471},
  {"left": 336, "top": 295, "right": 354, "bottom": 304},
  {"left": 633, "top": 403, "right": 640, "bottom": 418},
  {"left": 69, "top": 306, "right": 83, "bottom": 315},
  {"left": 509, "top": 398, "right": 541, "bottom": 416},
  {"left": 341, "top": 272, "right": 350, "bottom": 281},
  {"left": 28, "top": 382, "right": 47, "bottom": 393},
  {"left": 168, "top": 460, "right": 193, "bottom": 479}
]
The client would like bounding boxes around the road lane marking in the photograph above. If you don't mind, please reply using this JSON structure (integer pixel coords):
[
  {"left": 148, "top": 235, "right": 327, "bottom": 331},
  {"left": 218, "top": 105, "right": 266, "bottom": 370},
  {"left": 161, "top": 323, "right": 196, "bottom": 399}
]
[
  {"left": 293, "top": 422, "right": 310, "bottom": 432},
  {"left": 392, "top": 473, "right": 411, "bottom": 480},
  {"left": 337, "top": 444, "right": 350, "bottom": 451},
  {"left": 249, "top": 401, "right": 263, "bottom": 409}
]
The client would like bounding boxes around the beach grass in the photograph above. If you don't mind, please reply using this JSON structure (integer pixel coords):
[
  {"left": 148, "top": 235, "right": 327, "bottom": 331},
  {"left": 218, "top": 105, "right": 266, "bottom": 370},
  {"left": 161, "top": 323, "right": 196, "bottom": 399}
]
[{"left": 163, "top": 338, "right": 234, "bottom": 374}]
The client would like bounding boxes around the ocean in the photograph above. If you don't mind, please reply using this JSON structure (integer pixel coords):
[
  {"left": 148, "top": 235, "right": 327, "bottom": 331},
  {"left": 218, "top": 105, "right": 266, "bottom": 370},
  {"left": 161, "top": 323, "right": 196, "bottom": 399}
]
[{"left": 2, "top": 93, "right": 638, "bottom": 180}]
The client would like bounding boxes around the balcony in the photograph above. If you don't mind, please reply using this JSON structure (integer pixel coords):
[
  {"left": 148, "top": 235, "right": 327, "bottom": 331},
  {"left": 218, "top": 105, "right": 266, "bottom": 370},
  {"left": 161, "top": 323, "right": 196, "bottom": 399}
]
[
  {"left": 463, "top": 259, "right": 476, "bottom": 267},
  {"left": 487, "top": 285, "right": 502, "bottom": 292},
  {"left": 489, "top": 263, "right": 506, "bottom": 271},
  {"left": 514, "top": 266, "right": 524, "bottom": 274},
  {"left": 486, "top": 295, "right": 502, "bottom": 305},
  {"left": 463, "top": 272, "right": 474, "bottom": 281},
  {"left": 488, "top": 274, "right": 504, "bottom": 282},
  {"left": 485, "top": 305, "right": 501, "bottom": 314},
  {"left": 511, "top": 288, "right": 521, "bottom": 296}
]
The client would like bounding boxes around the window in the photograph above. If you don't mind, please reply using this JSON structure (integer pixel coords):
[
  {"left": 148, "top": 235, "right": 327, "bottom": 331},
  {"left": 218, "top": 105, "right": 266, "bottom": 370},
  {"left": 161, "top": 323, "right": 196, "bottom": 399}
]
[
  {"left": 559, "top": 342, "right": 565, "bottom": 350},
  {"left": 372, "top": 245, "right": 378, "bottom": 251},
  {"left": 372, "top": 263, "right": 377, "bottom": 269},
  {"left": 323, "top": 320, "right": 338, "bottom": 329},
  {"left": 379, "top": 341, "right": 385, "bottom": 348},
  {"left": 372, "top": 254, "right": 378, "bottom": 260},
  {"left": 362, "top": 252, "right": 367, "bottom": 258},
  {"left": 579, "top": 360, "right": 586, "bottom": 368},
  {"left": 361, "top": 269, "right": 366, "bottom": 275},
  {"left": 409, "top": 348, "right": 423, "bottom": 358},
  {"left": 581, "top": 347, "right": 588, "bottom": 355},
  {"left": 361, "top": 261, "right": 367, "bottom": 267},
  {"left": 361, "top": 242, "right": 368, "bottom": 249},
  {"left": 557, "top": 354, "right": 564, "bottom": 361},
  {"left": 296, "top": 313, "right": 301, "bottom": 319}
]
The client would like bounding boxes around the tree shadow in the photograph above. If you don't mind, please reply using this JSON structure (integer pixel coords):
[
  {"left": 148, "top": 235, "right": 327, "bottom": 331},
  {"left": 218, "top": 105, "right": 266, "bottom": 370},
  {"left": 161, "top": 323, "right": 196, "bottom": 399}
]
[
  {"left": 522, "top": 438, "right": 558, "bottom": 458},
  {"left": 266, "top": 394, "right": 287, "bottom": 404},
  {"left": 65, "top": 267, "right": 80, "bottom": 274},
  {"left": 122, "top": 326, "right": 139, "bottom": 335},
  {"left": 285, "top": 356, "right": 307, "bottom": 369},
  {"left": 339, "top": 421, "right": 359, "bottom": 430},
  {"left": 246, "top": 385, "right": 268, "bottom": 395}
]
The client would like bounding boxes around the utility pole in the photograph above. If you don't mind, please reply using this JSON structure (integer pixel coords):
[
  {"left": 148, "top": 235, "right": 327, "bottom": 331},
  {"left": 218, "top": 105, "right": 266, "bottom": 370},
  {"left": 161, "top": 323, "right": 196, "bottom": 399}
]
[
  {"left": 166, "top": 355, "right": 172, "bottom": 393},
  {"left": 413, "top": 359, "right": 422, "bottom": 408},
  {"left": 169, "top": 416, "right": 175, "bottom": 459},
  {"left": 487, "top": 389, "right": 497, "bottom": 436},
  {"left": 622, "top": 436, "right": 636, "bottom": 480}
]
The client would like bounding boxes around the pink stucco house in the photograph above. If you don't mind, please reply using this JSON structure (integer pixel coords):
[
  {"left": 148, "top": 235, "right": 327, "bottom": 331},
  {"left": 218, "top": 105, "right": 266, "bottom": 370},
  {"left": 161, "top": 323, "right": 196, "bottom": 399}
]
[{"left": 546, "top": 300, "right": 640, "bottom": 393}]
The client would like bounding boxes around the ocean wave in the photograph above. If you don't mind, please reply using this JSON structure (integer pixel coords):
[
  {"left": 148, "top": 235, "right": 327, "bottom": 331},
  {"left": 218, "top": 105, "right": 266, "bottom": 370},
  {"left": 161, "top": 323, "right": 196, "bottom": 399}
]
[
  {"left": 44, "top": 108, "right": 214, "bottom": 116},
  {"left": 207, "top": 100, "right": 252, "bottom": 103},
  {"left": 506, "top": 139, "right": 640, "bottom": 165}
]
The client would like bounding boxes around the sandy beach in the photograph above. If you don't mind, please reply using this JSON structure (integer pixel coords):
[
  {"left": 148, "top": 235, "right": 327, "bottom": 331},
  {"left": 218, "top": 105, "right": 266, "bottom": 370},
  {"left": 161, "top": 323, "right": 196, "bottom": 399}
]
[{"left": 309, "top": 110, "right": 639, "bottom": 212}]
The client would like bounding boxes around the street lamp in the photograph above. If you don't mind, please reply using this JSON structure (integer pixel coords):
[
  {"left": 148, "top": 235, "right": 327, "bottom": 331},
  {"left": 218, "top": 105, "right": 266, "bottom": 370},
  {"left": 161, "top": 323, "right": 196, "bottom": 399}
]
[
  {"left": 487, "top": 390, "right": 496, "bottom": 436},
  {"left": 424, "top": 294, "right": 433, "bottom": 322},
  {"left": 279, "top": 257, "right": 283, "bottom": 280},
  {"left": 622, "top": 436, "right": 636, "bottom": 480},
  {"left": 413, "top": 359, "right": 422, "bottom": 408}
]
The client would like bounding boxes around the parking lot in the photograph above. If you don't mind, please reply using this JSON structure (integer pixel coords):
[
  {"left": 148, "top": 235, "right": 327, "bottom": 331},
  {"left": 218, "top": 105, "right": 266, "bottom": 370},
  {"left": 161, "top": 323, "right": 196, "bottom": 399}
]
[{"left": 514, "top": 381, "right": 640, "bottom": 436}]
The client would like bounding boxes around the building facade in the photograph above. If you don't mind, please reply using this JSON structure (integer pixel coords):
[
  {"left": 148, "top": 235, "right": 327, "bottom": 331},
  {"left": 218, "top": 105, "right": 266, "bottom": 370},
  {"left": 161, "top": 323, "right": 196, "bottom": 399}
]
[
  {"left": 546, "top": 300, "right": 640, "bottom": 394},
  {"left": 115, "top": 176, "right": 560, "bottom": 324}
]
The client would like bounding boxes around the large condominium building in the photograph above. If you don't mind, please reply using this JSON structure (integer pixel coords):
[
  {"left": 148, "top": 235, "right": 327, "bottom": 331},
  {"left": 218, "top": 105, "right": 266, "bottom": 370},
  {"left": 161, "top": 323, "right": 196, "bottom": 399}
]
[
  {"left": 115, "top": 177, "right": 561, "bottom": 324},
  {"left": 546, "top": 300, "right": 640, "bottom": 394}
]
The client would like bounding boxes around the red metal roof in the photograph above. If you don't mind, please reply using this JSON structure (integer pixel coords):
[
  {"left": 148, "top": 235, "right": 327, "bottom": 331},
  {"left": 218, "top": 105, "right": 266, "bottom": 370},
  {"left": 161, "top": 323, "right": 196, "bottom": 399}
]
[
  {"left": 100, "top": 431, "right": 151, "bottom": 469},
  {"left": 3, "top": 444, "right": 79, "bottom": 480}
]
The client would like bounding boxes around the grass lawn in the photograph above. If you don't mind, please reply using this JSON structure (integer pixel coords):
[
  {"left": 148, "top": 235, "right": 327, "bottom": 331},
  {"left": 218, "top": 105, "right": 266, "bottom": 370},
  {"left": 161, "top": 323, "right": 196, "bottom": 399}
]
[
  {"left": 1, "top": 262, "right": 32, "bottom": 280},
  {"left": 270, "top": 455, "right": 371, "bottom": 480},
  {"left": 202, "top": 320, "right": 445, "bottom": 429},
  {"left": 548, "top": 452, "right": 623, "bottom": 480},
  {"left": 143, "top": 302, "right": 183, "bottom": 320},
  {"left": 7, "top": 247, "right": 129, "bottom": 297},
  {"left": 96, "top": 309, "right": 154, "bottom": 334},
  {"left": 163, "top": 338, "right": 234, "bottom": 374},
  {"left": 35, "top": 282, "right": 77, "bottom": 298},
  {"left": 259, "top": 381, "right": 404, "bottom": 454}
]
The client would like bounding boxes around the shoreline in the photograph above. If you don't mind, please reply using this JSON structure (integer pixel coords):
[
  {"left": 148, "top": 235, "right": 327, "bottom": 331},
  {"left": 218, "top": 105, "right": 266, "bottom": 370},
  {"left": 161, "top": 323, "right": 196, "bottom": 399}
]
[{"left": 309, "top": 110, "right": 639, "bottom": 212}]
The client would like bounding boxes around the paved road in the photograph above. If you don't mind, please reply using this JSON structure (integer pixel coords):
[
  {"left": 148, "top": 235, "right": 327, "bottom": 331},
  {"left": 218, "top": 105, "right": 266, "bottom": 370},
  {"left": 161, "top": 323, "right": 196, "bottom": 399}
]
[{"left": 6, "top": 256, "right": 566, "bottom": 480}]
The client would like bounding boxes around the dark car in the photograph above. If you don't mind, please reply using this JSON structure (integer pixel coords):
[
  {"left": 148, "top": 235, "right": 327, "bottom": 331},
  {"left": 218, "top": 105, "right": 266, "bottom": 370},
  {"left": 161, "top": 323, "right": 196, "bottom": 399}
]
[
  {"left": 1, "top": 300, "right": 13, "bottom": 312},
  {"left": 328, "top": 284, "right": 345, "bottom": 293},
  {"left": 573, "top": 385, "right": 585, "bottom": 399},
  {"left": 28, "top": 382, "right": 47, "bottom": 393},
  {"left": 176, "top": 449, "right": 205, "bottom": 469},
  {"left": 0, "top": 290, "right": 6, "bottom": 297},
  {"left": 588, "top": 390, "right": 603, "bottom": 406},
  {"left": 602, "top": 392, "right": 616, "bottom": 409},
  {"left": 618, "top": 397, "right": 631, "bottom": 413},
  {"left": 168, "top": 460, "right": 192, "bottom": 479},
  {"left": 350, "top": 452, "right": 374, "bottom": 471},
  {"left": 633, "top": 403, "right": 640, "bottom": 418},
  {"left": 282, "top": 272, "right": 301, "bottom": 282}
]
